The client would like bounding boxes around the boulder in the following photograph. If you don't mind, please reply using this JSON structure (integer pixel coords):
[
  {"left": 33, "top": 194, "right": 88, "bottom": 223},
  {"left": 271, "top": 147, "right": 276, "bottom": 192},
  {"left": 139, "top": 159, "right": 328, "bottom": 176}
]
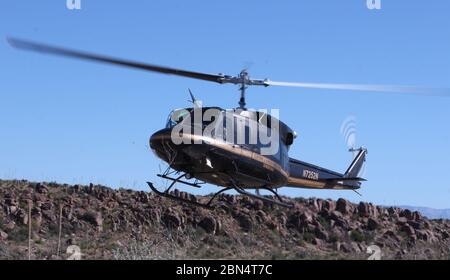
[
  {"left": 255, "top": 210, "right": 268, "bottom": 224},
  {"left": 236, "top": 214, "right": 253, "bottom": 231},
  {"left": 336, "top": 198, "right": 352, "bottom": 214},
  {"left": 401, "top": 224, "right": 415, "bottom": 237},
  {"left": 339, "top": 242, "right": 353, "bottom": 253},
  {"left": 396, "top": 217, "right": 408, "bottom": 225},
  {"left": 416, "top": 230, "right": 437, "bottom": 243},
  {"left": 252, "top": 200, "right": 264, "bottom": 210},
  {"left": 314, "top": 226, "right": 329, "bottom": 240},
  {"left": 2, "top": 221, "right": 15, "bottom": 231},
  {"left": 358, "top": 202, "right": 370, "bottom": 217},
  {"left": 81, "top": 211, "right": 103, "bottom": 231},
  {"left": 383, "top": 230, "right": 401, "bottom": 242},
  {"left": 162, "top": 212, "right": 181, "bottom": 229},
  {"left": 5, "top": 197, "right": 18, "bottom": 207},
  {"left": 41, "top": 202, "right": 53, "bottom": 211},
  {"left": 407, "top": 220, "right": 423, "bottom": 230},
  {"left": 35, "top": 183, "right": 49, "bottom": 194},
  {"left": 399, "top": 209, "right": 414, "bottom": 220},
  {"left": 350, "top": 242, "right": 362, "bottom": 253},
  {"left": 326, "top": 211, "right": 350, "bottom": 230},
  {"left": 310, "top": 198, "right": 322, "bottom": 211},
  {"left": 0, "top": 230, "right": 8, "bottom": 240},
  {"left": 411, "top": 211, "right": 422, "bottom": 221},
  {"left": 329, "top": 211, "right": 343, "bottom": 221},
  {"left": 73, "top": 184, "right": 81, "bottom": 193},
  {"left": 287, "top": 211, "right": 312, "bottom": 232},
  {"left": 198, "top": 216, "right": 217, "bottom": 234},
  {"left": 300, "top": 212, "right": 313, "bottom": 223},
  {"left": 367, "top": 218, "right": 379, "bottom": 231},
  {"left": 321, "top": 200, "right": 335, "bottom": 212}
]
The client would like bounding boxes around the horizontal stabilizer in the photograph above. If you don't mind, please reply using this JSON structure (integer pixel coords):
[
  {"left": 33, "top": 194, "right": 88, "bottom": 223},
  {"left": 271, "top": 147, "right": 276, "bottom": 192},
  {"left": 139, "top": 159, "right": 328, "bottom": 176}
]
[{"left": 319, "top": 177, "right": 366, "bottom": 183}]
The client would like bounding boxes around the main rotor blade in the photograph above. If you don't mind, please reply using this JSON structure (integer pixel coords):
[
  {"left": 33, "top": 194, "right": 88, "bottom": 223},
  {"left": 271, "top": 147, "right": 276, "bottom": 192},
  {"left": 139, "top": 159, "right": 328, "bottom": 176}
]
[
  {"left": 266, "top": 80, "right": 450, "bottom": 97},
  {"left": 7, "top": 37, "right": 224, "bottom": 83}
]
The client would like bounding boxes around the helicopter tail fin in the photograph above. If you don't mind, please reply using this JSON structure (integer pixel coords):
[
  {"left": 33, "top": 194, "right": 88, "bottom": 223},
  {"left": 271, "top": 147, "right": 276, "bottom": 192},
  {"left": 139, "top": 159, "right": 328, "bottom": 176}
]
[{"left": 344, "top": 147, "right": 367, "bottom": 178}]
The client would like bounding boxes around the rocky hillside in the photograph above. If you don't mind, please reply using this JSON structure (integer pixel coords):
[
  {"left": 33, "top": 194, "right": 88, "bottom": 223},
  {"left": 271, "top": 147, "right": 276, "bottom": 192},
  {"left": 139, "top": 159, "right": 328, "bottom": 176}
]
[{"left": 0, "top": 179, "right": 449, "bottom": 260}]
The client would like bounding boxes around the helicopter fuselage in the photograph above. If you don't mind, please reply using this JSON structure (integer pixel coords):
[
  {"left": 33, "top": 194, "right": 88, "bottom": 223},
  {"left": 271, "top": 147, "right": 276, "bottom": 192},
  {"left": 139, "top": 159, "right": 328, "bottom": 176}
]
[
  {"left": 150, "top": 107, "right": 364, "bottom": 191},
  {"left": 150, "top": 128, "right": 289, "bottom": 189}
]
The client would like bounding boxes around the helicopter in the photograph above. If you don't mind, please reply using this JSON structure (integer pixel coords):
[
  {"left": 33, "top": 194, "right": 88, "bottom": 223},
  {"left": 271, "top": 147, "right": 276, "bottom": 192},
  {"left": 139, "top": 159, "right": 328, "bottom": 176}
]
[{"left": 7, "top": 37, "right": 450, "bottom": 208}]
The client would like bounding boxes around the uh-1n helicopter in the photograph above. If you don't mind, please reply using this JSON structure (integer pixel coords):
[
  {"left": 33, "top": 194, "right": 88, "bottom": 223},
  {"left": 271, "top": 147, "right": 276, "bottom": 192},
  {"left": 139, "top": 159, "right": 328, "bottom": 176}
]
[{"left": 8, "top": 37, "right": 450, "bottom": 208}]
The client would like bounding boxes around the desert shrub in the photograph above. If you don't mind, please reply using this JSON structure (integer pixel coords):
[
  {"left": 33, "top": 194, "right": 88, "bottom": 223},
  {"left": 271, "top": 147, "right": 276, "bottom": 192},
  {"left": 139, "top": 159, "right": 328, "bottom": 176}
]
[
  {"left": 296, "top": 236, "right": 305, "bottom": 247},
  {"left": 329, "top": 233, "right": 339, "bottom": 243},
  {"left": 48, "top": 223, "right": 59, "bottom": 235},
  {"left": 350, "top": 230, "right": 364, "bottom": 242},
  {"left": 270, "top": 248, "right": 285, "bottom": 260},
  {"left": 303, "top": 232, "right": 315, "bottom": 243},
  {"left": 8, "top": 226, "right": 28, "bottom": 243},
  {"left": 317, "top": 216, "right": 331, "bottom": 230},
  {"left": 111, "top": 239, "right": 178, "bottom": 260},
  {"left": 350, "top": 230, "right": 374, "bottom": 243}
]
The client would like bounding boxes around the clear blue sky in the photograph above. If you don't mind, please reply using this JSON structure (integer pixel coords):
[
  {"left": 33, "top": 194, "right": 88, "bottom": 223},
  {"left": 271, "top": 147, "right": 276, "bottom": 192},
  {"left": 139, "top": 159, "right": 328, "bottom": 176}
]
[{"left": 1, "top": 1, "right": 449, "bottom": 208}]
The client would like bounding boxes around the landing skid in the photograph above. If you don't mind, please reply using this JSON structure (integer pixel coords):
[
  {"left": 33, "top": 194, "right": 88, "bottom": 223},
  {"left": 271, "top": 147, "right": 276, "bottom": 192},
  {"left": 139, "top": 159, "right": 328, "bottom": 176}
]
[
  {"left": 147, "top": 170, "right": 294, "bottom": 209},
  {"left": 235, "top": 186, "right": 294, "bottom": 208},
  {"left": 147, "top": 182, "right": 230, "bottom": 209}
]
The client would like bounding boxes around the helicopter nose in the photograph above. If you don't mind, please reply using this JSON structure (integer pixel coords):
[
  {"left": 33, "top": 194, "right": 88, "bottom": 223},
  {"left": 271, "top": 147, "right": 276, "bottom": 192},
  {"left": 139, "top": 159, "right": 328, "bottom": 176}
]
[
  {"left": 149, "top": 128, "right": 172, "bottom": 158},
  {"left": 150, "top": 129, "right": 168, "bottom": 149}
]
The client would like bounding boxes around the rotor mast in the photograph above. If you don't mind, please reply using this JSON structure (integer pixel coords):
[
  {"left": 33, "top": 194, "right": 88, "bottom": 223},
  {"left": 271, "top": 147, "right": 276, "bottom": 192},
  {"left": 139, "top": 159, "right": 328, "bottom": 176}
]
[
  {"left": 239, "top": 70, "right": 248, "bottom": 109},
  {"left": 217, "top": 69, "right": 269, "bottom": 110}
]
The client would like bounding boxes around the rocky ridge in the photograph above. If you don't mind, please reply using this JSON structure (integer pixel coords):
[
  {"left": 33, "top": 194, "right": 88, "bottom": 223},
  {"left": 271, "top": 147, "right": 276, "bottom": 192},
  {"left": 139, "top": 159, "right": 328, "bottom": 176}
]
[{"left": 0, "top": 179, "right": 449, "bottom": 259}]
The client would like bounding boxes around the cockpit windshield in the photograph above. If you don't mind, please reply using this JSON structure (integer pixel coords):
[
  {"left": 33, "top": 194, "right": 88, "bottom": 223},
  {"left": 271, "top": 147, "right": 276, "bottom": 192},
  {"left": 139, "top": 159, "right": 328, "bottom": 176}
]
[
  {"left": 165, "top": 107, "right": 224, "bottom": 128},
  {"left": 166, "top": 108, "right": 191, "bottom": 128}
]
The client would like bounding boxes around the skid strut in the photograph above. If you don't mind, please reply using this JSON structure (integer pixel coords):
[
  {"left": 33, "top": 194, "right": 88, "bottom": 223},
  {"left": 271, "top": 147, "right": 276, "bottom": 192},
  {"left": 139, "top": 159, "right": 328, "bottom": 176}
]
[
  {"left": 223, "top": 172, "right": 294, "bottom": 208},
  {"left": 235, "top": 186, "right": 294, "bottom": 208},
  {"left": 148, "top": 170, "right": 294, "bottom": 209},
  {"left": 147, "top": 181, "right": 232, "bottom": 209}
]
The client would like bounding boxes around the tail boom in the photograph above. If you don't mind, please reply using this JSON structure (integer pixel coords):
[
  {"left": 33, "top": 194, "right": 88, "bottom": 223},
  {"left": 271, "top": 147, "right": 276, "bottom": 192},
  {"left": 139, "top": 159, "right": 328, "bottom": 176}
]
[{"left": 286, "top": 147, "right": 367, "bottom": 190}]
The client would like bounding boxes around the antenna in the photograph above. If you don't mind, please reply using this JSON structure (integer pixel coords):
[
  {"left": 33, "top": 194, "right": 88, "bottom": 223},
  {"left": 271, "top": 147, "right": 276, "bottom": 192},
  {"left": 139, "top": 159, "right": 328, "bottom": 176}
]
[
  {"left": 188, "top": 88, "right": 196, "bottom": 103},
  {"left": 188, "top": 88, "right": 201, "bottom": 108}
]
